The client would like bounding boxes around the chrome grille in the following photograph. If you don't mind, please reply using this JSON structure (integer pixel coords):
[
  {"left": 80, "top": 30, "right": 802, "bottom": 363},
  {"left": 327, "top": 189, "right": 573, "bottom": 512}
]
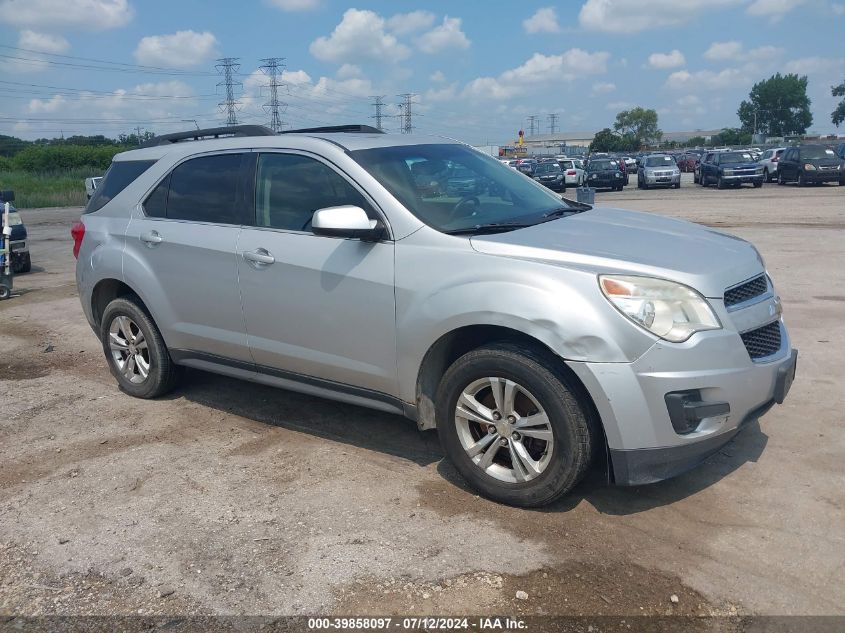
[
  {"left": 741, "top": 321, "right": 781, "bottom": 360},
  {"left": 724, "top": 275, "right": 767, "bottom": 308}
]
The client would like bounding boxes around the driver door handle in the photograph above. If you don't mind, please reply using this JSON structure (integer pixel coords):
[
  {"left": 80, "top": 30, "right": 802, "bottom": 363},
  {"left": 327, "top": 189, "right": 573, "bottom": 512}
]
[
  {"left": 140, "top": 230, "right": 163, "bottom": 246},
  {"left": 243, "top": 249, "right": 275, "bottom": 266}
]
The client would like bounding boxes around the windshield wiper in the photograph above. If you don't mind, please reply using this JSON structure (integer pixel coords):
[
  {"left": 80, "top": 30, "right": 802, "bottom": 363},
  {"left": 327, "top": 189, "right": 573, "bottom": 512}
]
[
  {"left": 444, "top": 222, "right": 535, "bottom": 235},
  {"left": 542, "top": 202, "right": 591, "bottom": 219}
]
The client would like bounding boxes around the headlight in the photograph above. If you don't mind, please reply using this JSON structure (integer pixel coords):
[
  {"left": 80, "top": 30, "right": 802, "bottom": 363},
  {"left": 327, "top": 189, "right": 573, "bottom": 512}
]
[
  {"left": 599, "top": 275, "right": 721, "bottom": 343},
  {"left": 615, "top": 172, "right": 622, "bottom": 178},
  {"left": 804, "top": 163, "right": 816, "bottom": 171},
  {"left": 645, "top": 170, "right": 655, "bottom": 177},
  {"left": 755, "top": 167, "right": 764, "bottom": 174},
  {"left": 589, "top": 173, "right": 597, "bottom": 179},
  {"left": 723, "top": 169, "right": 734, "bottom": 175}
]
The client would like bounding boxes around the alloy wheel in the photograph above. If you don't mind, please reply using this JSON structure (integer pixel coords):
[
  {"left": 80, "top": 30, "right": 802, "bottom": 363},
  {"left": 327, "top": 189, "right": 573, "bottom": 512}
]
[
  {"left": 108, "top": 315, "right": 151, "bottom": 384},
  {"left": 454, "top": 377, "right": 554, "bottom": 483}
]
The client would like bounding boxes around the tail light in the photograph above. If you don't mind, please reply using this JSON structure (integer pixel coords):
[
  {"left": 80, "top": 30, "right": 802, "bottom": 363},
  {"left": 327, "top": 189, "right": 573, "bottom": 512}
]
[
  {"left": 71, "top": 220, "right": 85, "bottom": 259},
  {"left": 566, "top": 170, "right": 576, "bottom": 175}
]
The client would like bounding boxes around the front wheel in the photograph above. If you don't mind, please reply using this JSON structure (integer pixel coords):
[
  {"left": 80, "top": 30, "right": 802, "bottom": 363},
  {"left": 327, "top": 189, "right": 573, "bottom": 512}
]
[
  {"left": 436, "top": 344, "right": 594, "bottom": 507},
  {"left": 778, "top": 171, "right": 786, "bottom": 185},
  {"left": 100, "top": 296, "right": 181, "bottom": 399},
  {"left": 753, "top": 180, "right": 762, "bottom": 188},
  {"left": 717, "top": 176, "right": 726, "bottom": 189},
  {"left": 798, "top": 172, "right": 807, "bottom": 187},
  {"left": 763, "top": 168, "right": 769, "bottom": 182}
]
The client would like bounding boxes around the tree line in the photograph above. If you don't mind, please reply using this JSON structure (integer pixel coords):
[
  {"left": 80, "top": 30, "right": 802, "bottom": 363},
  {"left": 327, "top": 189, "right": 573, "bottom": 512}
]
[{"left": 0, "top": 131, "right": 156, "bottom": 172}]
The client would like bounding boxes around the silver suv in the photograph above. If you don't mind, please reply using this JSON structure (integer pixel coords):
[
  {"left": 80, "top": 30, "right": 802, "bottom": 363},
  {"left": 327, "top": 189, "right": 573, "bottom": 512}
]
[{"left": 73, "top": 125, "right": 797, "bottom": 507}]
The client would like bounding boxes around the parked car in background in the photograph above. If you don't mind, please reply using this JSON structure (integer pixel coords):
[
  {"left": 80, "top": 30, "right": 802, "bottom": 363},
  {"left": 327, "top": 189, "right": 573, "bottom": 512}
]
[
  {"left": 678, "top": 152, "right": 700, "bottom": 173},
  {"left": 777, "top": 145, "right": 845, "bottom": 186},
  {"left": 835, "top": 142, "right": 845, "bottom": 159},
  {"left": 516, "top": 158, "right": 537, "bottom": 176},
  {"left": 758, "top": 148, "right": 786, "bottom": 183},
  {"left": 638, "top": 154, "right": 681, "bottom": 189},
  {"left": 532, "top": 162, "right": 566, "bottom": 192},
  {"left": 446, "top": 166, "right": 482, "bottom": 196},
  {"left": 693, "top": 152, "right": 711, "bottom": 184},
  {"left": 616, "top": 157, "right": 630, "bottom": 185},
  {"left": 557, "top": 158, "right": 585, "bottom": 187},
  {"left": 699, "top": 151, "right": 764, "bottom": 189},
  {"left": 1, "top": 196, "right": 31, "bottom": 273},
  {"left": 73, "top": 124, "right": 797, "bottom": 507},
  {"left": 85, "top": 177, "right": 103, "bottom": 200},
  {"left": 585, "top": 158, "right": 625, "bottom": 191}
]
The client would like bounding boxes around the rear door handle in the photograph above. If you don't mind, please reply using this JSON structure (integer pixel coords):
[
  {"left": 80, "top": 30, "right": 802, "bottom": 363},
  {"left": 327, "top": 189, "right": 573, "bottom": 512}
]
[
  {"left": 243, "top": 249, "right": 275, "bottom": 266},
  {"left": 140, "top": 230, "right": 163, "bottom": 246}
]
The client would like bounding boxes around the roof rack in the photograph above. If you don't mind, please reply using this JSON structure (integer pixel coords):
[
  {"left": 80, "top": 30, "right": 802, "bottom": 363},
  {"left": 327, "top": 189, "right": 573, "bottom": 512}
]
[
  {"left": 280, "top": 124, "right": 385, "bottom": 135},
  {"left": 140, "top": 125, "right": 276, "bottom": 148}
]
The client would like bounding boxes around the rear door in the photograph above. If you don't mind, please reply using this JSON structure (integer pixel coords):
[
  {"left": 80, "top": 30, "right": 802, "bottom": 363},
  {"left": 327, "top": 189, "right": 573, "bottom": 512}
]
[
  {"left": 236, "top": 151, "right": 398, "bottom": 397},
  {"left": 124, "top": 152, "right": 253, "bottom": 363},
  {"left": 780, "top": 149, "right": 797, "bottom": 180}
]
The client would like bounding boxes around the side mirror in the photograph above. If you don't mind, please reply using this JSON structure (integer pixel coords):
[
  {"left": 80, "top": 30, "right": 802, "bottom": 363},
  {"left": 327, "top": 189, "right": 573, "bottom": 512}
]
[
  {"left": 0, "top": 190, "right": 14, "bottom": 203},
  {"left": 312, "top": 205, "right": 384, "bottom": 241}
]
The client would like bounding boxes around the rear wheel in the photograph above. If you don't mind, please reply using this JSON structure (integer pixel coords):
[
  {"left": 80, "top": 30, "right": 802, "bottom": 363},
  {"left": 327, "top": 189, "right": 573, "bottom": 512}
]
[
  {"left": 100, "top": 296, "right": 181, "bottom": 399},
  {"left": 436, "top": 343, "right": 594, "bottom": 507},
  {"left": 0, "top": 285, "right": 9, "bottom": 300}
]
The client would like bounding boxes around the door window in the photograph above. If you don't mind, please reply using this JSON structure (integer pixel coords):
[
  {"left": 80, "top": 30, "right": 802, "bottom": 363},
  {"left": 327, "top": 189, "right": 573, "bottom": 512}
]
[
  {"left": 255, "top": 153, "right": 372, "bottom": 231},
  {"left": 155, "top": 153, "right": 246, "bottom": 224}
]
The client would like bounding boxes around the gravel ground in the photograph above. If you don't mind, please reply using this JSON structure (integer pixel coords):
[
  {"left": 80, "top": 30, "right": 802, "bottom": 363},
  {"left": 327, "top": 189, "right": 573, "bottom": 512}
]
[{"left": 1, "top": 175, "right": 844, "bottom": 620}]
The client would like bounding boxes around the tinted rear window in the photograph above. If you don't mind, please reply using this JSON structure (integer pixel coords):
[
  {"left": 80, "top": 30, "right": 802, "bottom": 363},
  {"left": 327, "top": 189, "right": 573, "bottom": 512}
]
[
  {"left": 165, "top": 153, "right": 245, "bottom": 224},
  {"left": 85, "top": 160, "right": 156, "bottom": 213}
]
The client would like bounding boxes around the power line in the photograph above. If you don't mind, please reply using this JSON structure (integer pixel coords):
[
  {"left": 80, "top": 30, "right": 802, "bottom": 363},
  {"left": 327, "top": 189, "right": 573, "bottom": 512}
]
[
  {"left": 370, "top": 95, "right": 386, "bottom": 131},
  {"left": 259, "top": 57, "right": 286, "bottom": 133},
  {"left": 216, "top": 58, "right": 242, "bottom": 126},
  {"left": 548, "top": 113, "right": 559, "bottom": 135},
  {"left": 398, "top": 93, "right": 418, "bottom": 134},
  {"left": 527, "top": 115, "right": 539, "bottom": 136}
]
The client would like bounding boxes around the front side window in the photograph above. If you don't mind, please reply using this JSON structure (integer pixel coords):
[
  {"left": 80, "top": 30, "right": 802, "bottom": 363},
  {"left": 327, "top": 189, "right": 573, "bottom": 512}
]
[
  {"left": 163, "top": 153, "right": 245, "bottom": 224},
  {"left": 255, "top": 153, "right": 371, "bottom": 231},
  {"left": 350, "top": 144, "right": 576, "bottom": 234}
]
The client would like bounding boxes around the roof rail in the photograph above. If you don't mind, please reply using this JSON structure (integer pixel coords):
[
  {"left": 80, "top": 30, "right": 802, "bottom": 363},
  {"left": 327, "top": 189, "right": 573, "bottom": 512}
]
[
  {"left": 140, "top": 125, "right": 276, "bottom": 148},
  {"left": 280, "top": 124, "right": 385, "bottom": 135}
]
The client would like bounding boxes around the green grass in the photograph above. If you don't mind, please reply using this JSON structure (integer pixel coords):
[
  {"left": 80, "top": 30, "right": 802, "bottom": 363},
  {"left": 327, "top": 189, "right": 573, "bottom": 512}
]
[{"left": 2, "top": 168, "right": 99, "bottom": 208}]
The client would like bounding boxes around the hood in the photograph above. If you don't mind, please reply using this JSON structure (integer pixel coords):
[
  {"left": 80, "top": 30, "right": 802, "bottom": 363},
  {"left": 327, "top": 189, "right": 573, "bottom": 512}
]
[{"left": 469, "top": 207, "right": 763, "bottom": 298}]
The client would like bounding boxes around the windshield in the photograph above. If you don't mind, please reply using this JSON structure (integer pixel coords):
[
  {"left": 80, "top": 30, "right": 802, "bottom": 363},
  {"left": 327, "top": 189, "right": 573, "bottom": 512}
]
[
  {"left": 589, "top": 160, "right": 617, "bottom": 170},
  {"left": 720, "top": 152, "right": 753, "bottom": 164},
  {"left": 644, "top": 156, "right": 675, "bottom": 167},
  {"left": 350, "top": 144, "right": 578, "bottom": 233},
  {"left": 536, "top": 164, "right": 561, "bottom": 174},
  {"left": 801, "top": 146, "right": 836, "bottom": 160}
]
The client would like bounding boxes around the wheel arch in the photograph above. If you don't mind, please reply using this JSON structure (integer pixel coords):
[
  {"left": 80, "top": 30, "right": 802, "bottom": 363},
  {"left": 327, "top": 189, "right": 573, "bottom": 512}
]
[{"left": 90, "top": 278, "right": 153, "bottom": 329}]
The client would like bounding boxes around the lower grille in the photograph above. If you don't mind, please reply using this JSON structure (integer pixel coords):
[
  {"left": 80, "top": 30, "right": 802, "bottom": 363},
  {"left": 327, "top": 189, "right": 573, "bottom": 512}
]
[
  {"left": 741, "top": 321, "right": 782, "bottom": 360},
  {"left": 725, "top": 274, "right": 768, "bottom": 308}
]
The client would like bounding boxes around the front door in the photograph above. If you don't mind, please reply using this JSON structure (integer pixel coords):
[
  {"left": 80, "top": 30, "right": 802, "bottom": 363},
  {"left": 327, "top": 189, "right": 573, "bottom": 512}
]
[{"left": 237, "top": 151, "right": 398, "bottom": 397}]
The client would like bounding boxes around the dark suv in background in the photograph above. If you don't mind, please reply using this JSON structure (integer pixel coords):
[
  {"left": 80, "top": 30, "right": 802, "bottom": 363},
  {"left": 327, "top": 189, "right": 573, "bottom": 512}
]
[
  {"left": 777, "top": 145, "right": 845, "bottom": 186},
  {"left": 585, "top": 158, "right": 625, "bottom": 191},
  {"left": 699, "top": 151, "right": 764, "bottom": 189},
  {"left": 532, "top": 162, "right": 566, "bottom": 192}
]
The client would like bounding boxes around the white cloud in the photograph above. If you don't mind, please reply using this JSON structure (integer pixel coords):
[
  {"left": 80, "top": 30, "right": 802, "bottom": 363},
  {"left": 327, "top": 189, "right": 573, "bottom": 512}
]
[
  {"left": 430, "top": 70, "right": 446, "bottom": 83},
  {"left": 19, "top": 29, "right": 69, "bottom": 54},
  {"left": 1, "top": 29, "right": 70, "bottom": 73},
  {"left": 415, "top": 16, "right": 470, "bottom": 54},
  {"left": 281, "top": 69, "right": 312, "bottom": 85},
  {"left": 647, "top": 49, "right": 685, "bottom": 69},
  {"left": 606, "top": 101, "right": 633, "bottom": 111},
  {"left": 0, "top": 0, "right": 133, "bottom": 31},
  {"left": 310, "top": 9, "right": 409, "bottom": 63},
  {"left": 386, "top": 10, "right": 435, "bottom": 34},
  {"left": 704, "top": 41, "right": 743, "bottom": 61},
  {"left": 833, "top": 2, "right": 845, "bottom": 15},
  {"left": 425, "top": 83, "right": 459, "bottom": 103},
  {"left": 464, "top": 49, "right": 610, "bottom": 100},
  {"left": 747, "top": 0, "right": 806, "bottom": 20},
  {"left": 265, "top": 0, "right": 320, "bottom": 11},
  {"left": 746, "top": 45, "right": 783, "bottom": 62},
  {"left": 677, "top": 94, "right": 701, "bottom": 107},
  {"left": 336, "top": 63, "right": 362, "bottom": 80},
  {"left": 592, "top": 81, "right": 616, "bottom": 95},
  {"left": 579, "top": 0, "right": 740, "bottom": 33},
  {"left": 665, "top": 67, "right": 747, "bottom": 91},
  {"left": 134, "top": 30, "right": 218, "bottom": 68},
  {"left": 523, "top": 7, "right": 561, "bottom": 34},
  {"left": 783, "top": 57, "right": 845, "bottom": 75}
]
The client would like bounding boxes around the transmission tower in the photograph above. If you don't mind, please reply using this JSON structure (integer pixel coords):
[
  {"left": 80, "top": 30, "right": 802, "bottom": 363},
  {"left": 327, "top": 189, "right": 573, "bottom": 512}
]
[
  {"left": 527, "top": 115, "right": 540, "bottom": 136},
  {"left": 548, "top": 113, "right": 559, "bottom": 135},
  {"left": 398, "top": 93, "right": 418, "bottom": 134},
  {"left": 260, "top": 57, "right": 287, "bottom": 133},
  {"left": 370, "top": 95, "right": 386, "bottom": 131},
  {"left": 215, "top": 57, "right": 242, "bottom": 126}
]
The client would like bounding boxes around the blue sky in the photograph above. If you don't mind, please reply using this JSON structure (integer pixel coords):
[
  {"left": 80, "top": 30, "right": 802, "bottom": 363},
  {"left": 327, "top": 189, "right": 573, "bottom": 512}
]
[{"left": 1, "top": 0, "right": 843, "bottom": 143}]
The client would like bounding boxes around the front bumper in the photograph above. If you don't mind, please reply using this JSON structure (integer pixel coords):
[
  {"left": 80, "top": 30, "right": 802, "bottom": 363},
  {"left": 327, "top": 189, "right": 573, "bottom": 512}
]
[
  {"left": 567, "top": 319, "right": 796, "bottom": 485},
  {"left": 722, "top": 173, "right": 764, "bottom": 184},
  {"left": 644, "top": 174, "right": 681, "bottom": 186},
  {"left": 537, "top": 178, "right": 566, "bottom": 191},
  {"left": 803, "top": 170, "right": 843, "bottom": 183}
]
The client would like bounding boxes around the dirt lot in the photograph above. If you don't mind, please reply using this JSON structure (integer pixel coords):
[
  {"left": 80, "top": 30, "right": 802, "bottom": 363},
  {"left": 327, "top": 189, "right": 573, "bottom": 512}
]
[{"left": 1, "top": 176, "right": 844, "bottom": 620}]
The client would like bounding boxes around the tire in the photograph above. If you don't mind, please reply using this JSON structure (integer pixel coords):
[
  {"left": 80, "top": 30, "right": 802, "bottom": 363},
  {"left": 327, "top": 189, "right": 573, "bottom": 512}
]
[
  {"left": 673, "top": 183, "right": 681, "bottom": 189},
  {"left": 0, "top": 285, "right": 9, "bottom": 300},
  {"left": 753, "top": 180, "right": 762, "bottom": 189},
  {"left": 717, "top": 175, "right": 726, "bottom": 190},
  {"left": 763, "top": 168, "right": 769, "bottom": 182},
  {"left": 798, "top": 172, "right": 807, "bottom": 187},
  {"left": 839, "top": 179, "right": 845, "bottom": 186},
  {"left": 694, "top": 171, "right": 700, "bottom": 184},
  {"left": 100, "top": 295, "right": 181, "bottom": 399},
  {"left": 436, "top": 343, "right": 594, "bottom": 507},
  {"left": 778, "top": 171, "right": 786, "bottom": 185},
  {"left": 12, "top": 252, "right": 31, "bottom": 274},
  {"left": 637, "top": 178, "right": 643, "bottom": 189}
]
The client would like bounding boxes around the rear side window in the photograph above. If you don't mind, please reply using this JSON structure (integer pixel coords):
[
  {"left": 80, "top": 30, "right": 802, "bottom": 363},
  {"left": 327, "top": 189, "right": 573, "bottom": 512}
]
[
  {"left": 86, "top": 160, "right": 156, "bottom": 214},
  {"left": 146, "top": 153, "right": 246, "bottom": 224}
]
